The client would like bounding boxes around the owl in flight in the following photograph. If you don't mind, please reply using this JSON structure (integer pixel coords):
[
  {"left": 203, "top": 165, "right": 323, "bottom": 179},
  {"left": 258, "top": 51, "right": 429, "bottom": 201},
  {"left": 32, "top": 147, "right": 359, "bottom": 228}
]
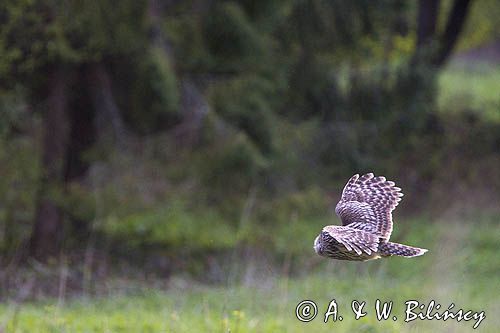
[{"left": 314, "top": 173, "right": 428, "bottom": 261}]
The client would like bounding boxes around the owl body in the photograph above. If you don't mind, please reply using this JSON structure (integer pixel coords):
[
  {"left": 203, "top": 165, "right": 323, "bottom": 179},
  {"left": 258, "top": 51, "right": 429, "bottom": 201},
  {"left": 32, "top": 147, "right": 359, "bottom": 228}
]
[
  {"left": 314, "top": 173, "right": 428, "bottom": 261},
  {"left": 314, "top": 230, "right": 383, "bottom": 261}
]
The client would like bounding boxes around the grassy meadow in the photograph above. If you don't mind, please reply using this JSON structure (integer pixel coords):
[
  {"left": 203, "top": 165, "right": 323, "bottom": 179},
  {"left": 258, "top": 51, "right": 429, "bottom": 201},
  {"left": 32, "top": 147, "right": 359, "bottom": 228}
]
[
  {"left": 438, "top": 63, "right": 500, "bottom": 121},
  {"left": 1, "top": 214, "right": 498, "bottom": 333}
]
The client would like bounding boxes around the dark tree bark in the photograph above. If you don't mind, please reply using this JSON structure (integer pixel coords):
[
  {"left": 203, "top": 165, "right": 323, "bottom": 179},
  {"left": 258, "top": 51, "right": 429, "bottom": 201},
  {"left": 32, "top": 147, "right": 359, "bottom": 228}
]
[
  {"left": 433, "top": 0, "right": 473, "bottom": 67},
  {"left": 412, "top": 0, "right": 473, "bottom": 67},
  {"left": 63, "top": 66, "right": 98, "bottom": 241},
  {"left": 30, "top": 68, "right": 71, "bottom": 260},
  {"left": 30, "top": 63, "right": 122, "bottom": 261},
  {"left": 416, "top": 0, "right": 440, "bottom": 48},
  {"left": 65, "top": 72, "right": 96, "bottom": 182}
]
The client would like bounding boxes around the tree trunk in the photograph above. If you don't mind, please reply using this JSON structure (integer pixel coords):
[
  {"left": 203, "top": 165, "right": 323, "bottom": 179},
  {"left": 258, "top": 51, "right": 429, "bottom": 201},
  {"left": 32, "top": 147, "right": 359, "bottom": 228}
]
[
  {"left": 412, "top": 0, "right": 440, "bottom": 65},
  {"left": 30, "top": 68, "right": 71, "bottom": 261},
  {"left": 433, "top": 0, "right": 472, "bottom": 67},
  {"left": 416, "top": 0, "right": 440, "bottom": 48},
  {"left": 64, "top": 66, "right": 98, "bottom": 242},
  {"left": 413, "top": 0, "right": 473, "bottom": 67}
]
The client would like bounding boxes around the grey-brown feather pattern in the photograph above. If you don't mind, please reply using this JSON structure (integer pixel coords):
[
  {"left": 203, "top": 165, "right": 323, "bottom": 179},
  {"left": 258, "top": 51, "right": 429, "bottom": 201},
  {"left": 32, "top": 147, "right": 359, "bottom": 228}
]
[
  {"left": 335, "top": 173, "right": 403, "bottom": 240},
  {"left": 316, "top": 225, "right": 380, "bottom": 261},
  {"left": 314, "top": 173, "right": 427, "bottom": 261},
  {"left": 322, "top": 226, "right": 379, "bottom": 255}
]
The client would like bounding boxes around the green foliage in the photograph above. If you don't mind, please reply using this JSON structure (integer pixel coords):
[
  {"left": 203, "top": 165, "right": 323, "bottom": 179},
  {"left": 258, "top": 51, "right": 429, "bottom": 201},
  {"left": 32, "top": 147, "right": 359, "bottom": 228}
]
[
  {"left": 197, "top": 133, "right": 266, "bottom": 190},
  {"left": 456, "top": 0, "right": 500, "bottom": 50},
  {"left": 148, "top": 47, "right": 180, "bottom": 116},
  {"left": 0, "top": 134, "right": 40, "bottom": 253},
  {"left": 204, "top": 2, "right": 268, "bottom": 72},
  {"left": 61, "top": 182, "right": 97, "bottom": 223},
  {"left": 0, "top": 0, "right": 52, "bottom": 84},
  {"left": 210, "top": 76, "right": 276, "bottom": 153},
  {"left": 262, "top": 188, "right": 329, "bottom": 254},
  {"left": 115, "top": 47, "right": 181, "bottom": 133},
  {"left": 0, "top": 88, "right": 27, "bottom": 136},
  {"left": 100, "top": 201, "right": 236, "bottom": 251},
  {"left": 47, "top": 0, "right": 148, "bottom": 62},
  {"left": 0, "top": 0, "right": 147, "bottom": 85},
  {"left": 162, "top": 6, "right": 214, "bottom": 72}
]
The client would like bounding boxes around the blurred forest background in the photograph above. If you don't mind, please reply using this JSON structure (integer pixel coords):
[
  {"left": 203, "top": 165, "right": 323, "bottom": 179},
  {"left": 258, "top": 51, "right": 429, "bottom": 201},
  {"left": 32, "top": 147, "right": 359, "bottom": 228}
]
[{"left": 0, "top": 0, "right": 499, "bottom": 331}]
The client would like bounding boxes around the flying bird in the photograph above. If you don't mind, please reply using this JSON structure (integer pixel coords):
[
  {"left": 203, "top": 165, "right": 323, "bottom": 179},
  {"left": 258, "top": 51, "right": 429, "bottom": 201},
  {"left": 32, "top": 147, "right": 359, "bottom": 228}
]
[{"left": 314, "top": 173, "right": 428, "bottom": 261}]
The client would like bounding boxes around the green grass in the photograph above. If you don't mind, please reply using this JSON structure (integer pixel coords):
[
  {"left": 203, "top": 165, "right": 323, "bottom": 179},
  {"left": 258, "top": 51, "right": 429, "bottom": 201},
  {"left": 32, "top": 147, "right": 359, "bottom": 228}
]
[
  {"left": 1, "top": 215, "right": 499, "bottom": 332},
  {"left": 438, "top": 64, "right": 500, "bottom": 122}
]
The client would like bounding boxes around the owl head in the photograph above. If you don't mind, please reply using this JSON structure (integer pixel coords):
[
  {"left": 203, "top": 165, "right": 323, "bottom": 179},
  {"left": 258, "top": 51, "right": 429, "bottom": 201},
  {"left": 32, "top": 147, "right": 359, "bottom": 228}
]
[{"left": 314, "top": 234, "right": 323, "bottom": 255}]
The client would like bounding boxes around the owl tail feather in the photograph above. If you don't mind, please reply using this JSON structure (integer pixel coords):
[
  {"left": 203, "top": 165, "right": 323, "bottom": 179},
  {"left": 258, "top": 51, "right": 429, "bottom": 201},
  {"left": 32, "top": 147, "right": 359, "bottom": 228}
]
[{"left": 379, "top": 242, "right": 428, "bottom": 258}]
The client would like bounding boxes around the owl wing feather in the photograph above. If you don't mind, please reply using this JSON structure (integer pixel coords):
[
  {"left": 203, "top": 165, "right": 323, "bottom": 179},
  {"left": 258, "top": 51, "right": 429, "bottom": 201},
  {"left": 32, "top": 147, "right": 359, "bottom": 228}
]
[
  {"left": 323, "top": 225, "right": 380, "bottom": 255},
  {"left": 335, "top": 173, "right": 403, "bottom": 240}
]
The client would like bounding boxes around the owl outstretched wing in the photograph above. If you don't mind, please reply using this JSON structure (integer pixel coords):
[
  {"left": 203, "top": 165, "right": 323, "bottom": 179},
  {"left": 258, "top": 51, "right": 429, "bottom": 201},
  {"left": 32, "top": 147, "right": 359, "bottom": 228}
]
[
  {"left": 335, "top": 173, "right": 403, "bottom": 240},
  {"left": 322, "top": 225, "right": 380, "bottom": 255}
]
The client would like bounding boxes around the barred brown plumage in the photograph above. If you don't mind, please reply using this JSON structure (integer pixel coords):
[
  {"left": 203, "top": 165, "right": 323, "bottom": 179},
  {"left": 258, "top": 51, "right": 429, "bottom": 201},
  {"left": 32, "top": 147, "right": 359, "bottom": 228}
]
[{"left": 314, "top": 173, "right": 428, "bottom": 261}]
